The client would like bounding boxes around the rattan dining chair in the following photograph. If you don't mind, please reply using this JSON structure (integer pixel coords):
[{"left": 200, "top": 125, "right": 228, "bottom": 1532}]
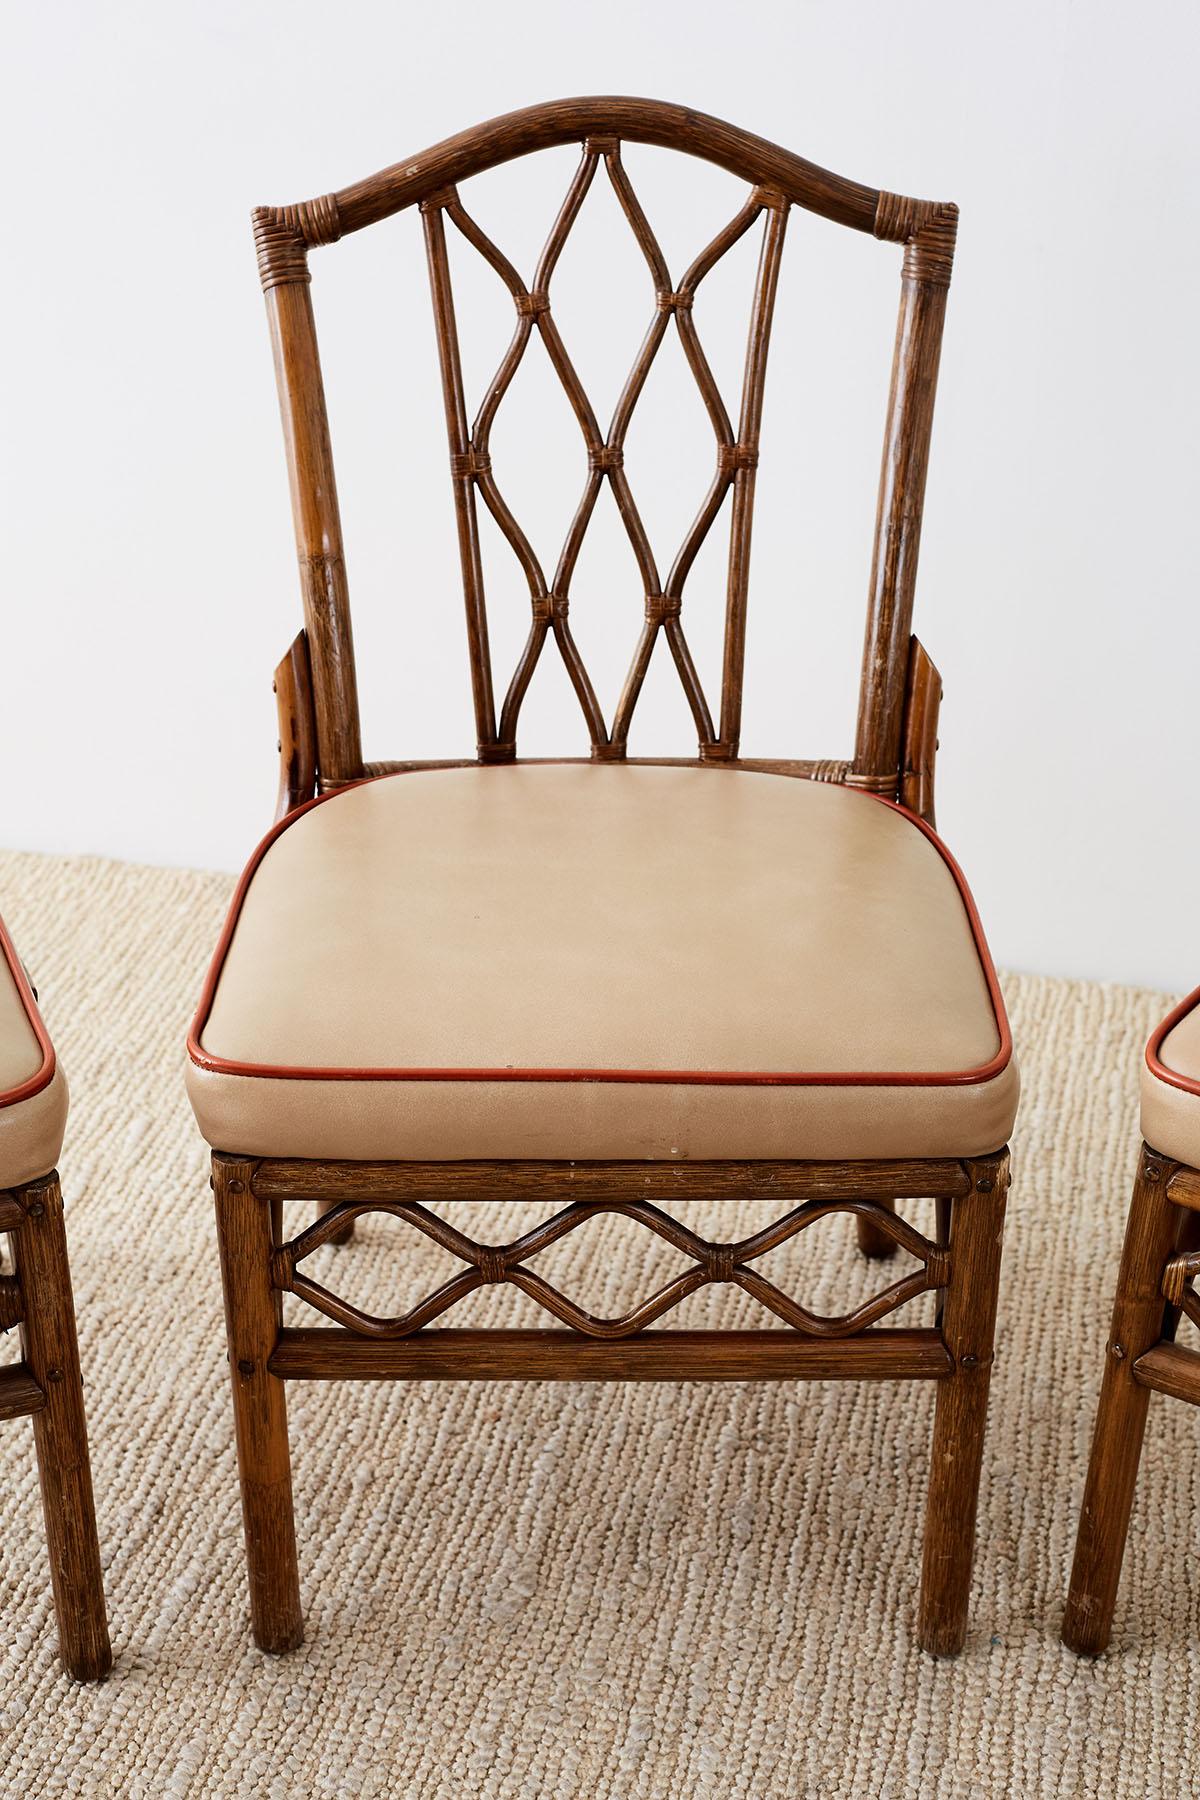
[
  {"left": 0, "top": 915, "right": 109, "bottom": 1680},
  {"left": 187, "top": 97, "right": 1019, "bottom": 1659},
  {"left": 1063, "top": 986, "right": 1200, "bottom": 1652}
]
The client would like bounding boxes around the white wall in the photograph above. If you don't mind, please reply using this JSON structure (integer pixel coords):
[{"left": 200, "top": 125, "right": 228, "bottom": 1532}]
[{"left": 2, "top": 0, "right": 1198, "bottom": 990}]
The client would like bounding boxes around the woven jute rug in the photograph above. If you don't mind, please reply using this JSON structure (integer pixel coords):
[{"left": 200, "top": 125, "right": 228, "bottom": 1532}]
[{"left": 0, "top": 846, "right": 1197, "bottom": 1798}]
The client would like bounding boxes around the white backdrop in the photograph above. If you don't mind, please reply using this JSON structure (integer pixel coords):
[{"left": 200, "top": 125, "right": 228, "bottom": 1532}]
[{"left": 2, "top": 0, "right": 1197, "bottom": 989}]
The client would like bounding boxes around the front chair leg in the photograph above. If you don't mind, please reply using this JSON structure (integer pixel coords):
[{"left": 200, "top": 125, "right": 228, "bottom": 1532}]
[
  {"left": 13, "top": 1174, "right": 111, "bottom": 1681},
  {"left": 856, "top": 1196, "right": 898, "bottom": 1259},
  {"left": 1062, "top": 1148, "right": 1183, "bottom": 1655},
  {"left": 918, "top": 1152, "right": 1010, "bottom": 1656},
  {"left": 213, "top": 1154, "right": 303, "bottom": 1654}
]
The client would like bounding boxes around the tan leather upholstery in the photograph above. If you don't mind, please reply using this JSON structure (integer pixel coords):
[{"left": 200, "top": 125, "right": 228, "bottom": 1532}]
[
  {"left": 187, "top": 765, "right": 1019, "bottom": 1162},
  {"left": 0, "top": 919, "right": 68, "bottom": 1189},
  {"left": 1141, "top": 987, "right": 1200, "bottom": 1167}
]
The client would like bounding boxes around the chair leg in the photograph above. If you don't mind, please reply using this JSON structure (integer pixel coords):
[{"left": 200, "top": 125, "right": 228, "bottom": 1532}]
[
  {"left": 1062, "top": 1147, "right": 1184, "bottom": 1655},
  {"left": 13, "top": 1174, "right": 111, "bottom": 1681},
  {"left": 317, "top": 1197, "right": 354, "bottom": 1246},
  {"left": 917, "top": 1152, "right": 1009, "bottom": 1656},
  {"left": 856, "top": 1196, "right": 898, "bottom": 1259},
  {"left": 213, "top": 1154, "right": 303, "bottom": 1654}
]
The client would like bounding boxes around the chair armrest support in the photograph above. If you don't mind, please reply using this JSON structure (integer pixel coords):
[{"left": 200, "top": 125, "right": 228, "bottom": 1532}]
[
  {"left": 273, "top": 631, "right": 318, "bottom": 822},
  {"left": 899, "top": 636, "right": 941, "bottom": 827}
]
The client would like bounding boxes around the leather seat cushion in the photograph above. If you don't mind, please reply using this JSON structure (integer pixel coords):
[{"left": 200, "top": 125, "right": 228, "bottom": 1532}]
[
  {"left": 1142, "top": 987, "right": 1200, "bottom": 1167},
  {"left": 186, "top": 765, "right": 1019, "bottom": 1162},
  {"left": 0, "top": 917, "right": 68, "bottom": 1189}
]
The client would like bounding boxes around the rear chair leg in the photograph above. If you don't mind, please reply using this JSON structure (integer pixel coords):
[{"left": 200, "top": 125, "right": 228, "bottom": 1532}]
[
  {"left": 13, "top": 1174, "right": 111, "bottom": 1681},
  {"left": 317, "top": 1198, "right": 354, "bottom": 1245},
  {"left": 918, "top": 1152, "right": 1010, "bottom": 1656},
  {"left": 856, "top": 1197, "right": 898, "bottom": 1259},
  {"left": 1062, "top": 1148, "right": 1182, "bottom": 1655},
  {"left": 214, "top": 1154, "right": 303, "bottom": 1653}
]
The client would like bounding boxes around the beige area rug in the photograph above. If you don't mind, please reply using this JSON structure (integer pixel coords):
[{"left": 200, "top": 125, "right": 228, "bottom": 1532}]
[{"left": 0, "top": 845, "right": 1197, "bottom": 1798}]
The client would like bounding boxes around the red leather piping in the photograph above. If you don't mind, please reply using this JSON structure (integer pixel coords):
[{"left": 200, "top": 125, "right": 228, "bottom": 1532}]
[
  {"left": 1146, "top": 985, "right": 1200, "bottom": 1096},
  {"left": 0, "top": 913, "right": 56, "bottom": 1109},
  {"left": 187, "top": 770, "right": 1014, "bottom": 1089}
]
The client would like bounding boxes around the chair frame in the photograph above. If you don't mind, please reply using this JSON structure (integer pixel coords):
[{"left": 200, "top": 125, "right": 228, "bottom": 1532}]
[
  {"left": 1, "top": 1171, "right": 110, "bottom": 1680},
  {"left": 1, "top": 919, "right": 109, "bottom": 1681},
  {"left": 214, "top": 97, "right": 1012, "bottom": 1659},
  {"left": 1063, "top": 1142, "right": 1200, "bottom": 1653}
]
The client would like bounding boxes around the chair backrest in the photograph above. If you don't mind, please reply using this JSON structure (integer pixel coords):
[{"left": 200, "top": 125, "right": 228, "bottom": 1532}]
[{"left": 253, "top": 97, "right": 957, "bottom": 802}]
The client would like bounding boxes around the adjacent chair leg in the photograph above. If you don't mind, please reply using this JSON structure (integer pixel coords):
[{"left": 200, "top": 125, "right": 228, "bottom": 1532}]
[
  {"left": 856, "top": 1196, "right": 898, "bottom": 1260},
  {"left": 213, "top": 1154, "right": 303, "bottom": 1654},
  {"left": 1062, "top": 1147, "right": 1182, "bottom": 1655},
  {"left": 13, "top": 1173, "right": 111, "bottom": 1681},
  {"left": 918, "top": 1152, "right": 1010, "bottom": 1656}
]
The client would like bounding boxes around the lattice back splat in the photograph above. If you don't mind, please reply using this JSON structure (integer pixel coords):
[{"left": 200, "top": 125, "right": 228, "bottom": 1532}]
[
  {"left": 253, "top": 98, "right": 958, "bottom": 812},
  {"left": 422, "top": 143, "right": 788, "bottom": 761}
]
